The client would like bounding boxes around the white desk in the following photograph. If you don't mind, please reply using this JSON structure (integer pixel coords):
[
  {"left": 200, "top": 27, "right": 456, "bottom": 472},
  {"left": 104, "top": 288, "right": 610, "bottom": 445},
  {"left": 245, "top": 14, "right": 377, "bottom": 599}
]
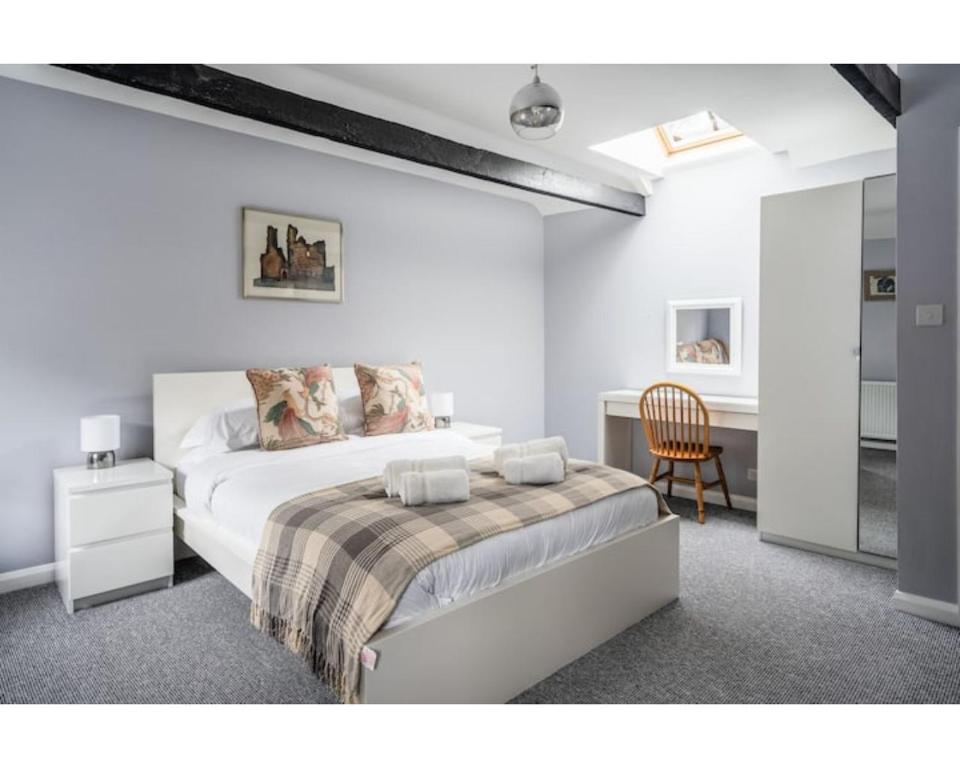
[{"left": 598, "top": 388, "right": 759, "bottom": 470}]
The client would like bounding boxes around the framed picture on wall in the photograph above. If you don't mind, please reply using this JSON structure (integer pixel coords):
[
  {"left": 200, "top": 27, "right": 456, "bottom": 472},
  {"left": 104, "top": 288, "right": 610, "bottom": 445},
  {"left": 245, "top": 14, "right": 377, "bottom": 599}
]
[
  {"left": 863, "top": 269, "right": 895, "bottom": 301},
  {"left": 242, "top": 208, "right": 343, "bottom": 303}
]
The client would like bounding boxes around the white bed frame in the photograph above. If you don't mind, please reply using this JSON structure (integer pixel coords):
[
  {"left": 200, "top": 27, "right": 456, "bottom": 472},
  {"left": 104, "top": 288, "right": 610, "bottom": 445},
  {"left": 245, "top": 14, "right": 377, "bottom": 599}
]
[{"left": 154, "top": 369, "right": 680, "bottom": 703}]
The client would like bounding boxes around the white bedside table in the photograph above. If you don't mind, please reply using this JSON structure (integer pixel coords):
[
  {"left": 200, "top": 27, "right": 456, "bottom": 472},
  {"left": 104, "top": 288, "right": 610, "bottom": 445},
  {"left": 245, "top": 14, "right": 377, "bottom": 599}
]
[
  {"left": 54, "top": 459, "right": 174, "bottom": 613},
  {"left": 449, "top": 422, "right": 503, "bottom": 448}
]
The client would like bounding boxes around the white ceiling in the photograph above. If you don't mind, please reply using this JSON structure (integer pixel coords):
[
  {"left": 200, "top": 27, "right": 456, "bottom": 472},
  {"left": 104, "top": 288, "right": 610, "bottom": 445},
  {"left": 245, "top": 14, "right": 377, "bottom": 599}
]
[{"left": 308, "top": 64, "right": 896, "bottom": 186}]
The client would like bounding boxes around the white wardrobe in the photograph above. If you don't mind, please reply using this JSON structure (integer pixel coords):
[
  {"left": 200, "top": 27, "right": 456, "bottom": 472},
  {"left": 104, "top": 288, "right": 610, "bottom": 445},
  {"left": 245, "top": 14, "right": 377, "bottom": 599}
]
[{"left": 758, "top": 181, "right": 864, "bottom": 555}]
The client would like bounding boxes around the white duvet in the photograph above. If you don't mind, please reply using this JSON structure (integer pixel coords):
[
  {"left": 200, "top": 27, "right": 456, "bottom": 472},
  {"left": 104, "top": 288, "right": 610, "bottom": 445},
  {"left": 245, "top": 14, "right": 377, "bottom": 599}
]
[{"left": 177, "top": 430, "right": 659, "bottom": 628}]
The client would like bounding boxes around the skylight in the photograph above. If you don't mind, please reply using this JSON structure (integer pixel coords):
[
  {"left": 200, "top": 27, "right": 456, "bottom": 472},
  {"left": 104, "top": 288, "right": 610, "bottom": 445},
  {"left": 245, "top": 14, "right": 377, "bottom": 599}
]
[
  {"left": 589, "top": 109, "right": 756, "bottom": 179},
  {"left": 656, "top": 110, "right": 743, "bottom": 155}
]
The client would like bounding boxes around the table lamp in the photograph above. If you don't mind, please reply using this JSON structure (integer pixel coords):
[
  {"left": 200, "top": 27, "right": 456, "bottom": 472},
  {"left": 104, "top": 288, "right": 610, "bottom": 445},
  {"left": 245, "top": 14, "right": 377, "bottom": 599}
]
[
  {"left": 430, "top": 392, "right": 454, "bottom": 429},
  {"left": 81, "top": 414, "right": 120, "bottom": 469}
]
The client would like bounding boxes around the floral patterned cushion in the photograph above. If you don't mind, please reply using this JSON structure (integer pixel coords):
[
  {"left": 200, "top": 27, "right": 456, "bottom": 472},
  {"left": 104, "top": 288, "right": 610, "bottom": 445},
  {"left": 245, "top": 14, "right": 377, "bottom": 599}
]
[
  {"left": 676, "top": 338, "right": 729, "bottom": 365},
  {"left": 354, "top": 362, "right": 434, "bottom": 436},
  {"left": 245, "top": 366, "right": 346, "bottom": 450}
]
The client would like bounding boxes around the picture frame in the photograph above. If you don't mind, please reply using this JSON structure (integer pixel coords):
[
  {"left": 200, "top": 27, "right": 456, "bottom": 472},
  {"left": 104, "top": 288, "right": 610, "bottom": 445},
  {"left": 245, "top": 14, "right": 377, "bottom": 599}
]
[
  {"left": 863, "top": 269, "right": 895, "bottom": 302},
  {"left": 242, "top": 207, "right": 343, "bottom": 303}
]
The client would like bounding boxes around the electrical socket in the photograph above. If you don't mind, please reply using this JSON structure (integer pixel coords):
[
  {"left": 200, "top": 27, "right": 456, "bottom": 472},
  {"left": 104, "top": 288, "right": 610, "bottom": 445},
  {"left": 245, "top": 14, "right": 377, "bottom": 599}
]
[{"left": 747, "top": 468, "right": 758, "bottom": 482}]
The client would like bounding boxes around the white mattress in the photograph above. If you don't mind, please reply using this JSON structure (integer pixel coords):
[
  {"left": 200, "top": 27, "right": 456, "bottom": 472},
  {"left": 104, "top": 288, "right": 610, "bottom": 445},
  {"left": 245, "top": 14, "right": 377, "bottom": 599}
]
[{"left": 176, "top": 430, "right": 660, "bottom": 628}]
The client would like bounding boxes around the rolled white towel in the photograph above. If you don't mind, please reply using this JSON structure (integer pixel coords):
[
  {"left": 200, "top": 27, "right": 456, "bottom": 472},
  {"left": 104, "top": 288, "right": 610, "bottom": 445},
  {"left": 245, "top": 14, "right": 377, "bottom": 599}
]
[
  {"left": 502, "top": 453, "right": 565, "bottom": 485},
  {"left": 384, "top": 455, "right": 468, "bottom": 497},
  {"left": 399, "top": 469, "right": 471, "bottom": 506},
  {"left": 494, "top": 436, "right": 569, "bottom": 475}
]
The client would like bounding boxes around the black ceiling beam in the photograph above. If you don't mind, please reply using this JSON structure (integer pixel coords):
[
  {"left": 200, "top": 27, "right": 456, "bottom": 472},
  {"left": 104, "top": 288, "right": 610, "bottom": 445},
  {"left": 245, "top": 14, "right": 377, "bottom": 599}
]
[
  {"left": 55, "top": 64, "right": 645, "bottom": 217},
  {"left": 831, "top": 64, "right": 900, "bottom": 128}
]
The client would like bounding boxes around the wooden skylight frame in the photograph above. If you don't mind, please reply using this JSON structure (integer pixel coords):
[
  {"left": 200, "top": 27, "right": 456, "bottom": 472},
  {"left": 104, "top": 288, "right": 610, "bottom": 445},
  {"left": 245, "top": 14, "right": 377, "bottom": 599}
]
[{"left": 656, "top": 110, "right": 744, "bottom": 156}]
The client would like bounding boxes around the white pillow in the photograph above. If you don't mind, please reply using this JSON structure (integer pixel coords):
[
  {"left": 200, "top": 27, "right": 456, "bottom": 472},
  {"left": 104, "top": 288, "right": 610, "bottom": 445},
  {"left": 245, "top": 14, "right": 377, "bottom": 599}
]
[
  {"left": 339, "top": 394, "right": 365, "bottom": 435},
  {"left": 180, "top": 400, "right": 259, "bottom": 452}
]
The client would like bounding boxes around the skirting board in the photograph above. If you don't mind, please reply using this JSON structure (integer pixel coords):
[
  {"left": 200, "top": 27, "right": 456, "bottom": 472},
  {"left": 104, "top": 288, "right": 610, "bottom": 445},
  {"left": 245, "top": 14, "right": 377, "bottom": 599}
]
[
  {"left": 0, "top": 562, "right": 55, "bottom": 595},
  {"left": 3, "top": 549, "right": 192, "bottom": 596},
  {"left": 892, "top": 590, "right": 960, "bottom": 627},
  {"left": 759, "top": 531, "right": 897, "bottom": 570},
  {"left": 658, "top": 484, "right": 757, "bottom": 513}
]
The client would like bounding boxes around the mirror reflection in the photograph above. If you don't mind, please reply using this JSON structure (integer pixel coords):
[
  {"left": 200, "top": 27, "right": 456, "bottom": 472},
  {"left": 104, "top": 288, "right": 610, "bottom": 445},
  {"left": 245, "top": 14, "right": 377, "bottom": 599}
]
[
  {"left": 858, "top": 174, "right": 897, "bottom": 559},
  {"left": 675, "top": 308, "right": 730, "bottom": 365}
]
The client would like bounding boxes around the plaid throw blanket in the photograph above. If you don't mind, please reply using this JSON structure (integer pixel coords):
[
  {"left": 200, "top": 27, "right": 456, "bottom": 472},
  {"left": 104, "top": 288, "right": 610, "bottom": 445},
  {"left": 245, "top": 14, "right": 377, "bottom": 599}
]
[{"left": 250, "top": 459, "right": 667, "bottom": 703}]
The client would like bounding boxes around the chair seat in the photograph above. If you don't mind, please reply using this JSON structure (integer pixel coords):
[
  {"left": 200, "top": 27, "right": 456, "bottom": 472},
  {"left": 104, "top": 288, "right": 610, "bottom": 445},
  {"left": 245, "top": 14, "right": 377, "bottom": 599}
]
[{"left": 651, "top": 444, "right": 723, "bottom": 461}]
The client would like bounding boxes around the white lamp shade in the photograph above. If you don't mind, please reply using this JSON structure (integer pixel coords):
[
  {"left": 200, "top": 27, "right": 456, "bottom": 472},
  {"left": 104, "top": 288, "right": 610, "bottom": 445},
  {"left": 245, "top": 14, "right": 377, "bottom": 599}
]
[
  {"left": 430, "top": 392, "right": 454, "bottom": 419},
  {"left": 81, "top": 414, "right": 121, "bottom": 453}
]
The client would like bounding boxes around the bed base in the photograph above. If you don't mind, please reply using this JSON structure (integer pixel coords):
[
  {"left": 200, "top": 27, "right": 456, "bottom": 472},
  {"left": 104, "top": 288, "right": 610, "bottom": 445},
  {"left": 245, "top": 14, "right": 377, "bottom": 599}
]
[{"left": 175, "top": 503, "right": 679, "bottom": 704}]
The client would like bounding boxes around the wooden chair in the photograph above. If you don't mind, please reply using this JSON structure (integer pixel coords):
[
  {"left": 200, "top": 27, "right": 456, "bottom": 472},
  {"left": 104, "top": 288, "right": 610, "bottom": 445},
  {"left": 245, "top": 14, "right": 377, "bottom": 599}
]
[{"left": 638, "top": 382, "right": 732, "bottom": 524}]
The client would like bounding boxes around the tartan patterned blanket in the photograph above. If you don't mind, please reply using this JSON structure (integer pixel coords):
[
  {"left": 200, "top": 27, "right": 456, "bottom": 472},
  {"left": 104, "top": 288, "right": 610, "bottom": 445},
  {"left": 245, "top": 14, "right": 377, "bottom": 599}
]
[{"left": 250, "top": 459, "right": 667, "bottom": 703}]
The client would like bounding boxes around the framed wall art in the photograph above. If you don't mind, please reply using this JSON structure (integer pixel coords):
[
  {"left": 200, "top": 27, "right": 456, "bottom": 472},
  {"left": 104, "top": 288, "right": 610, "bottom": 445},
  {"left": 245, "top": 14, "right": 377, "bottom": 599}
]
[
  {"left": 863, "top": 269, "right": 895, "bottom": 301},
  {"left": 243, "top": 208, "right": 343, "bottom": 303}
]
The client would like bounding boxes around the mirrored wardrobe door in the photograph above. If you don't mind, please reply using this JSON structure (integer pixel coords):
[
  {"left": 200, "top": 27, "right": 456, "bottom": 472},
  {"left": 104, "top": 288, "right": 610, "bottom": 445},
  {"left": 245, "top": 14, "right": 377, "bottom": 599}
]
[{"left": 858, "top": 173, "right": 897, "bottom": 559}]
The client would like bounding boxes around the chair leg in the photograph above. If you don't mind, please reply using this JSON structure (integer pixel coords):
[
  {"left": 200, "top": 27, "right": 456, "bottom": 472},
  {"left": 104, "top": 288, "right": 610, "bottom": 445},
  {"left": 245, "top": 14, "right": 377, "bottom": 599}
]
[
  {"left": 693, "top": 461, "right": 705, "bottom": 524},
  {"left": 666, "top": 461, "right": 674, "bottom": 497},
  {"left": 714, "top": 455, "right": 733, "bottom": 509},
  {"left": 649, "top": 457, "right": 661, "bottom": 485}
]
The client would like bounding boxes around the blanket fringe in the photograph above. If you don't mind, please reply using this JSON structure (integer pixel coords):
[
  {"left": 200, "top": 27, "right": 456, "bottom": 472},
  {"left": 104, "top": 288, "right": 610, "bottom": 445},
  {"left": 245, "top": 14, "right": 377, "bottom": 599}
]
[{"left": 250, "top": 603, "right": 360, "bottom": 704}]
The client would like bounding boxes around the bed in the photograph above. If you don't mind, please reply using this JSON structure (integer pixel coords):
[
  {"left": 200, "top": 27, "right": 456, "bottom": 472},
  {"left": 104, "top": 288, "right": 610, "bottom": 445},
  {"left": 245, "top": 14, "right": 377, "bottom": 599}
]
[{"left": 154, "top": 369, "right": 679, "bottom": 703}]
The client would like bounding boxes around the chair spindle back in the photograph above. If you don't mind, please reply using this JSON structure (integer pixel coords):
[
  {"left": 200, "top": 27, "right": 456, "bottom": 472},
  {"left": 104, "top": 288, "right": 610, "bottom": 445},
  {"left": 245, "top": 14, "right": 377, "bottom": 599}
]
[{"left": 638, "top": 382, "right": 711, "bottom": 457}]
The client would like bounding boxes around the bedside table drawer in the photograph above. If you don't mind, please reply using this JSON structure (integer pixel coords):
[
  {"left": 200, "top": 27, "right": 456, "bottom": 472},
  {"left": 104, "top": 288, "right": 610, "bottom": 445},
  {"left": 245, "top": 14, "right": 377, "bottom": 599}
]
[
  {"left": 71, "top": 530, "right": 173, "bottom": 600},
  {"left": 70, "top": 482, "right": 171, "bottom": 547}
]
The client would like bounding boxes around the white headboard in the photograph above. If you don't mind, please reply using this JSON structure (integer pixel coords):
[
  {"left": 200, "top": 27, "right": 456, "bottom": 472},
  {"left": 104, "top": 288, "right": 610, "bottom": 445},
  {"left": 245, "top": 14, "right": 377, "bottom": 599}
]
[{"left": 152, "top": 368, "right": 361, "bottom": 469}]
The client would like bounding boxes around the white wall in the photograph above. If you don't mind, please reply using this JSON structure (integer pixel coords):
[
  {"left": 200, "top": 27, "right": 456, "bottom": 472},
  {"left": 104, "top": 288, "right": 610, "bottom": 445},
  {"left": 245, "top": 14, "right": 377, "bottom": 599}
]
[
  {"left": 545, "top": 147, "right": 896, "bottom": 497},
  {"left": 0, "top": 77, "right": 545, "bottom": 573}
]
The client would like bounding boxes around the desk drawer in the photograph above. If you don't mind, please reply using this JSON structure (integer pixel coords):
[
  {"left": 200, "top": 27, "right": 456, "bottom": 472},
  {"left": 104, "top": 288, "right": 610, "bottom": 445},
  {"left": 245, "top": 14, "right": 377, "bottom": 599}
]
[
  {"left": 70, "top": 482, "right": 171, "bottom": 547},
  {"left": 71, "top": 530, "right": 172, "bottom": 599}
]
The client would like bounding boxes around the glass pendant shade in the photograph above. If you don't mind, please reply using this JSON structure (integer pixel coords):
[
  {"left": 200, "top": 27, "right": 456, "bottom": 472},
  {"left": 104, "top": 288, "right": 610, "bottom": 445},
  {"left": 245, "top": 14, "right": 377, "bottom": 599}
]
[{"left": 509, "top": 66, "right": 564, "bottom": 140}]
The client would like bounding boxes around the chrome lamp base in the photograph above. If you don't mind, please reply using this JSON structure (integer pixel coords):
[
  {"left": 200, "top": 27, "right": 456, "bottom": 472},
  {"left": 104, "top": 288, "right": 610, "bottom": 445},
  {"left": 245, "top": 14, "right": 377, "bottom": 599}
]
[
  {"left": 86, "top": 450, "right": 116, "bottom": 469},
  {"left": 434, "top": 416, "right": 452, "bottom": 429}
]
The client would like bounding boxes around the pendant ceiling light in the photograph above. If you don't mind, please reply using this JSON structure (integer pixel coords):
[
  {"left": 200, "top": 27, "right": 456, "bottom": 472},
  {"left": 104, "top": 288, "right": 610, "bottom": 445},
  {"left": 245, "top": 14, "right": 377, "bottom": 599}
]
[{"left": 509, "top": 64, "right": 564, "bottom": 140}]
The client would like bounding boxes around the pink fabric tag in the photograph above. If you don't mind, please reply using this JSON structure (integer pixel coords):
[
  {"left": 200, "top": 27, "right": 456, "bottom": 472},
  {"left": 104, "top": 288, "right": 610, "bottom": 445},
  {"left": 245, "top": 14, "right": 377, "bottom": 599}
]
[{"left": 360, "top": 645, "right": 379, "bottom": 671}]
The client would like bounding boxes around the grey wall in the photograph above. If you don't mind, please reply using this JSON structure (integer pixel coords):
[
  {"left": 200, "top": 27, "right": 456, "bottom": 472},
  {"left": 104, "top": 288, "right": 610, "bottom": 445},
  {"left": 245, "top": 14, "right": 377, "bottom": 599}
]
[
  {"left": 896, "top": 65, "right": 959, "bottom": 604},
  {"left": 673, "top": 308, "right": 729, "bottom": 349},
  {"left": 544, "top": 148, "right": 895, "bottom": 499},
  {"left": 0, "top": 77, "right": 545, "bottom": 573},
  {"left": 861, "top": 238, "right": 897, "bottom": 382},
  {"left": 706, "top": 309, "right": 730, "bottom": 345},
  {"left": 675, "top": 309, "right": 709, "bottom": 345}
]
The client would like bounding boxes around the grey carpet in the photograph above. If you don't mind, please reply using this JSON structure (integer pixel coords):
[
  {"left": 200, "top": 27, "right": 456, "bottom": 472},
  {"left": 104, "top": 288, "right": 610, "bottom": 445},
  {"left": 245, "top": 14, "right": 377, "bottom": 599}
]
[
  {"left": 2, "top": 499, "right": 957, "bottom": 704},
  {"left": 859, "top": 447, "right": 897, "bottom": 558},
  {"left": 0, "top": 559, "right": 337, "bottom": 704}
]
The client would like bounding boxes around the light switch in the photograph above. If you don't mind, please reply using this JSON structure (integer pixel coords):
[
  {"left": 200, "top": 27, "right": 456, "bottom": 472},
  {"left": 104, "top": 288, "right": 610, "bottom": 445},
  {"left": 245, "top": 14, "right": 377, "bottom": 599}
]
[{"left": 916, "top": 304, "right": 944, "bottom": 327}]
